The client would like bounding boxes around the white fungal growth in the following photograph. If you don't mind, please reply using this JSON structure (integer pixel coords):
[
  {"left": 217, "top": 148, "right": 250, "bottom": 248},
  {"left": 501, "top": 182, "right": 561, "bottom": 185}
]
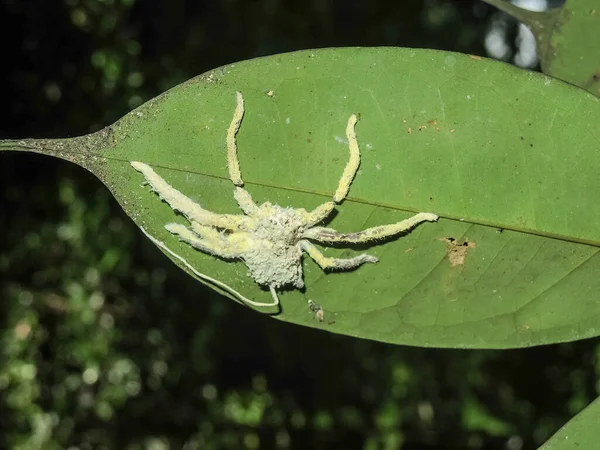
[{"left": 130, "top": 92, "right": 438, "bottom": 308}]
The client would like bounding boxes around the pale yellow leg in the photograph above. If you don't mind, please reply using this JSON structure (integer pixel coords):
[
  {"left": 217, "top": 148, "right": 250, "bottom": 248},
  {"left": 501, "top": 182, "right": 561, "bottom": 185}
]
[
  {"left": 191, "top": 221, "right": 252, "bottom": 254},
  {"left": 333, "top": 114, "right": 360, "bottom": 203},
  {"left": 226, "top": 91, "right": 245, "bottom": 187},
  {"left": 138, "top": 225, "right": 278, "bottom": 309},
  {"left": 131, "top": 161, "right": 249, "bottom": 230},
  {"left": 234, "top": 186, "right": 258, "bottom": 215},
  {"left": 165, "top": 223, "right": 241, "bottom": 259},
  {"left": 300, "top": 240, "right": 378, "bottom": 270},
  {"left": 302, "top": 201, "right": 336, "bottom": 227},
  {"left": 190, "top": 222, "right": 223, "bottom": 241},
  {"left": 301, "top": 212, "right": 438, "bottom": 244}
]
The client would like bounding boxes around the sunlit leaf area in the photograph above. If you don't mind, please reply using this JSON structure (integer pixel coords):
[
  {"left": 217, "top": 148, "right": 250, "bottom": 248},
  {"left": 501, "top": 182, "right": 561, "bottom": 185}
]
[{"left": 2, "top": 1, "right": 600, "bottom": 449}]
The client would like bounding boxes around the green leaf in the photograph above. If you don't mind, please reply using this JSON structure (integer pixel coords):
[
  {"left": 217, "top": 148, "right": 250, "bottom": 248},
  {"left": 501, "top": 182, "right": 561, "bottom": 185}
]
[
  {"left": 484, "top": 0, "right": 600, "bottom": 95},
  {"left": 539, "top": 397, "right": 600, "bottom": 449},
  {"left": 3, "top": 48, "right": 600, "bottom": 348}
]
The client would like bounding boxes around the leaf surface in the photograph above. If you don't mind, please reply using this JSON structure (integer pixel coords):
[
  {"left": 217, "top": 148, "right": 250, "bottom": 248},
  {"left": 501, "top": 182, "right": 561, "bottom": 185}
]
[
  {"left": 539, "top": 397, "right": 600, "bottom": 449},
  {"left": 3, "top": 48, "right": 600, "bottom": 348}
]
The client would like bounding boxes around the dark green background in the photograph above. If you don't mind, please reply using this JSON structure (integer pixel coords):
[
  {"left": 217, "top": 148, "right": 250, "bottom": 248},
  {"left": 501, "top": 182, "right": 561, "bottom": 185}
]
[{"left": 1, "top": 1, "right": 596, "bottom": 449}]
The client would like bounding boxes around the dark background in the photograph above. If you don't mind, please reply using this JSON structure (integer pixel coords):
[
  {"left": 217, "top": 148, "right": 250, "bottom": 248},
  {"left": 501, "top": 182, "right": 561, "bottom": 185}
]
[{"left": 0, "top": 1, "right": 597, "bottom": 449}]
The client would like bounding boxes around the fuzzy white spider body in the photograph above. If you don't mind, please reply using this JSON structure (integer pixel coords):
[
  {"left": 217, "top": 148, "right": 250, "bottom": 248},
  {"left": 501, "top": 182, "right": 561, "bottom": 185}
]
[
  {"left": 131, "top": 92, "right": 438, "bottom": 307},
  {"left": 242, "top": 203, "right": 307, "bottom": 290}
]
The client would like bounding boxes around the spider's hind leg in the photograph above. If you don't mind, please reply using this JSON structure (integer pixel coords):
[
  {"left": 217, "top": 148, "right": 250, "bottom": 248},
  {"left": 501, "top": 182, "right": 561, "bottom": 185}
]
[
  {"left": 301, "top": 212, "right": 439, "bottom": 244},
  {"left": 165, "top": 223, "right": 243, "bottom": 259},
  {"left": 300, "top": 240, "right": 378, "bottom": 271}
]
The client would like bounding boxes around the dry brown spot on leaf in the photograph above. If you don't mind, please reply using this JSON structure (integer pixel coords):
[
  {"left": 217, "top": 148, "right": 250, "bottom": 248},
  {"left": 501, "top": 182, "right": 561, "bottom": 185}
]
[{"left": 439, "top": 237, "right": 476, "bottom": 267}]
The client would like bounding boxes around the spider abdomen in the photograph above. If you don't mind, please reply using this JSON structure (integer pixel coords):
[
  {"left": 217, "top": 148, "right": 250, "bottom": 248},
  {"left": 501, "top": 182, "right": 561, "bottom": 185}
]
[{"left": 242, "top": 242, "right": 304, "bottom": 289}]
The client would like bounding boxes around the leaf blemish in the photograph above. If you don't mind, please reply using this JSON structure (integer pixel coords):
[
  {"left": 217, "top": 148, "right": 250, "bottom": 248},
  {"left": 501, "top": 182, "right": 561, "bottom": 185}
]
[{"left": 439, "top": 237, "right": 476, "bottom": 267}]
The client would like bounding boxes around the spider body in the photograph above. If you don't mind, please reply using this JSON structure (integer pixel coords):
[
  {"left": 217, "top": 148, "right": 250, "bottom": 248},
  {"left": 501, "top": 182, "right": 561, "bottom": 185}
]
[
  {"left": 241, "top": 203, "right": 308, "bottom": 290},
  {"left": 131, "top": 92, "right": 438, "bottom": 307}
]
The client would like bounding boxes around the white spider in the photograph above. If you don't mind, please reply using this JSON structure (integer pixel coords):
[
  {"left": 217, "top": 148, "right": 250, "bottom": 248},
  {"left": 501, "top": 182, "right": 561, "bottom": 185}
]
[{"left": 131, "top": 92, "right": 438, "bottom": 307}]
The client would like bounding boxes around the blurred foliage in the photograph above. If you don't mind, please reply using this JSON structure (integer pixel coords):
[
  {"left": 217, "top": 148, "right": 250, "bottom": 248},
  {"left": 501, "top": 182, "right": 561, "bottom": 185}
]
[{"left": 0, "top": 0, "right": 599, "bottom": 449}]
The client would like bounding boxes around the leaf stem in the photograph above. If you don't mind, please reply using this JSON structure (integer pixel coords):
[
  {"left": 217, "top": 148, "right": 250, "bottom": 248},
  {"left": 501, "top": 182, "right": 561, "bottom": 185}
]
[
  {"left": 0, "top": 139, "right": 39, "bottom": 152},
  {"left": 0, "top": 130, "right": 113, "bottom": 169},
  {"left": 0, "top": 138, "right": 69, "bottom": 153}
]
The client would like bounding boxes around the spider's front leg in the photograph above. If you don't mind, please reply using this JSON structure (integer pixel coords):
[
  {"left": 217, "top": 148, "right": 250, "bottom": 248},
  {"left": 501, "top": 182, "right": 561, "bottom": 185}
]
[
  {"left": 299, "top": 201, "right": 337, "bottom": 227},
  {"left": 333, "top": 114, "right": 361, "bottom": 204},
  {"left": 226, "top": 92, "right": 261, "bottom": 216},
  {"left": 226, "top": 92, "right": 245, "bottom": 187},
  {"left": 233, "top": 186, "right": 258, "bottom": 215},
  {"left": 301, "top": 212, "right": 438, "bottom": 244},
  {"left": 299, "top": 240, "right": 378, "bottom": 271},
  {"left": 131, "top": 161, "right": 250, "bottom": 230}
]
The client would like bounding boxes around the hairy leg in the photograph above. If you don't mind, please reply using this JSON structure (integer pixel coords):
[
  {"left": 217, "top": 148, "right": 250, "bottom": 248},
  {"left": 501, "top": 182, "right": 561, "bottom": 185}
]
[
  {"left": 301, "top": 212, "right": 438, "bottom": 244},
  {"left": 299, "top": 240, "right": 378, "bottom": 270},
  {"left": 131, "top": 161, "right": 249, "bottom": 230},
  {"left": 234, "top": 186, "right": 258, "bottom": 215},
  {"left": 169, "top": 221, "right": 277, "bottom": 307},
  {"left": 333, "top": 114, "right": 360, "bottom": 203},
  {"left": 300, "top": 201, "right": 336, "bottom": 227},
  {"left": 226, "top": 91, "right": 245, "bottom": 187},
  {"left": 165, "top": 223, "right": 243, "bottom": 259},
  {"left": 226, "top": 93, "right": 259, "bottom": 215},
  {"left": 190, "top": 222, "right": 223, "bottom": 241}
]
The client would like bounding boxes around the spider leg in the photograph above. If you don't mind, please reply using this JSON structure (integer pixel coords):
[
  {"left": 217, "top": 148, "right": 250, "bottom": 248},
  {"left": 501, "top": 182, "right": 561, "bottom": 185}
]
[
  {"left": 299, "top": 240, "right": 378, "bottom": 270},
  {"left": 301, "top": 212, "right": 438, "bottom": 244},
  {"left": 165, "top": 223, "right": 244, "bottom": 259},
  {"left": 333, "top": 114, "right": 360, "bottom": 203},
  {"left": 189, "top": 222, "right": 224, "bottom": 241},
  {"left": 131, "top": 161, "right": 249, "bottom": 230},
  {"left": 190, "top": 221, "right": 253, "bottom": 252},
  {"left": 168, "top": 222, "right": 277, "bottom": 307},
  {"left": 226, "top": 91, "right": 245, "bottom": 187},
  {"left": 139, "top": 225, "right": 277, "bottom": 309},
  {"left": 234, "top": 186, "right": 258, "bottom": 215},
  {"left": 302, "top": 201, "right": 336, "bottom": 227},
  {"left": 225, "top": 93, "right": 260, "bottom": 215}
]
